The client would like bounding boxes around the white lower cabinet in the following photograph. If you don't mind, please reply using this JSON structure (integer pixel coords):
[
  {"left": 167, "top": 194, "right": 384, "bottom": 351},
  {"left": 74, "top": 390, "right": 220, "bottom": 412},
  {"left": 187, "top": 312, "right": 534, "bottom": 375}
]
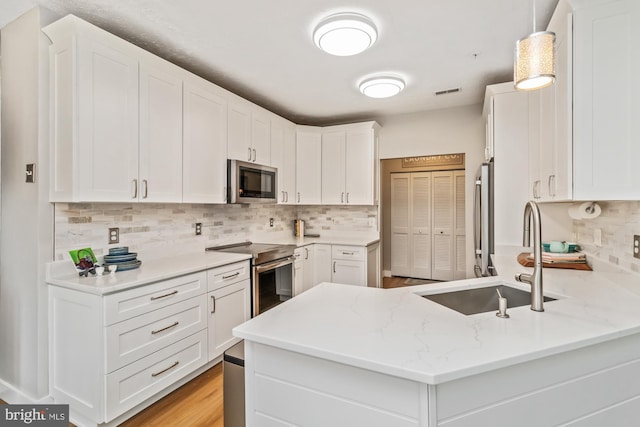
[
  {"left": 294, "top": 246, "right": 316, "bottom": 295},
  {"left": 313, "top": 244, "right": 333, "bottom": 285},
  {"left": 49, "top": 260, "right": 250, "bottom": 425},
  {"left": 207, "top": 261, "right": 251, "bottom": 361}
]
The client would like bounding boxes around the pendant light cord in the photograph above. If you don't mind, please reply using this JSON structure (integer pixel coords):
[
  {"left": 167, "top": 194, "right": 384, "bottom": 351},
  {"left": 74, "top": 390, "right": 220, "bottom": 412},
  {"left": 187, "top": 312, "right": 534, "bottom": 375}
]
[{"left": 532, "top": 0, "right": 537, "bottom": 32}]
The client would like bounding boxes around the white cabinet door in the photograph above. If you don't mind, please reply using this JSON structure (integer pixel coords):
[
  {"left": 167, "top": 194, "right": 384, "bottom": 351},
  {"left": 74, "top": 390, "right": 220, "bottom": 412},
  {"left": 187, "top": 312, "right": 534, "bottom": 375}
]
[
  {"left": 251, "top": 110, "right": 271, "bottom": 165},
  {"left": 321, "top": 131, "right": 346, "bottom": 204},
  {"left": 183, "top": 76, "right": 228, "bottom": 204},
  {"left": 345, "top": 127, "right": 375, "bottom": 205},
  {"left": 302, "top": 245, "right": 315, "bottom": 292},
  {"left": 314, "top": 244, "right": 333, "bottom": 284},
  {"left": 332, "top": 259, "right": 366, "bottom": 286},
  {"left": 227, "top": 99, "right": 252, "bottom": 162},
  {"left": 59, "top": 31, "right": 140, "bottom": 202},
  {"left": 271, "top": 118, "right": 296, "bottom": 204},
  {"left": 535, "top": 10, "right": 572, "bottom": 202},
  {"left": 573, "top": 0, "right": 640, "bottom": 200},
  {"left": 227, "top": 99, "right": 271, "bottom": 165},
  {"left": 454, "top": 171, "right": 466, "bottom": 280},
  {"left": 293, "top": 248, "right": 304, "bottom": 296},
  {"left": 138, "top": 57, "right": 183, "bottom": 202},
  {"left": 208, "top": 280, "right": 250, "bottom": 361},
  {"left": 295, "top": 130, "right": 322, "bottom": 204}
]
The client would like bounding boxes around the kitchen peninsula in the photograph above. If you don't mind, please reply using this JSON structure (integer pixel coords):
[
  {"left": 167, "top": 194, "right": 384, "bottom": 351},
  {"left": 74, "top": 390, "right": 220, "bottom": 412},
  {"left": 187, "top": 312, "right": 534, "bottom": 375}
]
[{"left": 234, "top": 249, "right": 640, "bottom": 426}]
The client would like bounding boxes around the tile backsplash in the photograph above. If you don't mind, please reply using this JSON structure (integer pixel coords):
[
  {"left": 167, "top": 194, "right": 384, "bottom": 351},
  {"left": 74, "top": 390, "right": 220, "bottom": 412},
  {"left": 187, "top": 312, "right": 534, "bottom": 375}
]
[
  {"left": 54, "top": 203, "right": 378, "bottom": 261},
  {"left": 572, "top": 201, "right": 640, "bottom": 274}
]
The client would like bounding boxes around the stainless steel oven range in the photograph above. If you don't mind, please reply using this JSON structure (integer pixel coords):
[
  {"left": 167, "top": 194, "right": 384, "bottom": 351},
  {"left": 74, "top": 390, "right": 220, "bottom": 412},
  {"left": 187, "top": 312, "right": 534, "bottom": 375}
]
[{"left": 206, "top": 242, "right": 296, "bottom": 316}]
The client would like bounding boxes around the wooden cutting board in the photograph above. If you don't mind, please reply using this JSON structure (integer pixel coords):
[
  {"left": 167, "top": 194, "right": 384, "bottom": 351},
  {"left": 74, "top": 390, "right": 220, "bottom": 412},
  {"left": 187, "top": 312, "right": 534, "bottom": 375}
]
[{"left": 517, "top": 253, "right": 592, "bottom": 271}]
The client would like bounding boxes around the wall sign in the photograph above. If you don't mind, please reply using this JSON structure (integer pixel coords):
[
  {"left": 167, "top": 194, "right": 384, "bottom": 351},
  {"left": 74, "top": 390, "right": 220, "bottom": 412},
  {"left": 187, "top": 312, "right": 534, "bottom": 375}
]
[{"left": 401, "top": 153, "right": 465, "bottom": 168}]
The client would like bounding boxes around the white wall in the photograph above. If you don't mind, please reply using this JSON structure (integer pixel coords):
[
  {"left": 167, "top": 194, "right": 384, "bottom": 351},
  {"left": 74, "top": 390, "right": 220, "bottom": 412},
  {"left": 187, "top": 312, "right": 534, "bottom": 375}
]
[
  {"left": 0, "top": 7, "right": 55, "bottom": 401},
  {"left": 377, "top": 104, "right": 485, "bottom": 277}
]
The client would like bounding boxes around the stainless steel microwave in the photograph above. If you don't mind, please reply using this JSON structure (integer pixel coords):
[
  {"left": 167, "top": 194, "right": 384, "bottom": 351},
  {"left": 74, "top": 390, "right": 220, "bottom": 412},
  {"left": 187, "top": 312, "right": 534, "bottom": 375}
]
[{"left": 227, "top": 160, "right": 277, "bottom": 203}]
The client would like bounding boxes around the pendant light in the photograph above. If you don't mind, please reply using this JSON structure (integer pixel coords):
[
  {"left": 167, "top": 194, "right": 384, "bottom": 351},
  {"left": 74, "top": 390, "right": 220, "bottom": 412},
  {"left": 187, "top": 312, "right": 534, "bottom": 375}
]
[{"left": 514, "top": 0, "right": 555, "bottom": 91}]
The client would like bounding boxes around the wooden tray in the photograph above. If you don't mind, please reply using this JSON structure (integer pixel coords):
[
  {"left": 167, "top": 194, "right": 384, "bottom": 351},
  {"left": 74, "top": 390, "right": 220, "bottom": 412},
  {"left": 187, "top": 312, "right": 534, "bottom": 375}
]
[{"left": 517, "top": 253, "right": 592, "bottom": 271}]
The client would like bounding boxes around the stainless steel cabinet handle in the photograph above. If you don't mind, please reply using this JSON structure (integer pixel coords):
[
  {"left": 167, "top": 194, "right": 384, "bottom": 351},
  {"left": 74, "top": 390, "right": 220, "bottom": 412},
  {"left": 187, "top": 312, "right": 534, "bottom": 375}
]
[
  {"left": 132, "top": 179, "right": 138, "bottom": 199},
  {"left": 143, "top": 179, "right": 148, "bottom": 199},
  {"left": 346, "top": 193, "right": 349, "bottom": 203},
  {"left": 252, "top": 148, "right": 256, "bottom": 162},
  {"left": 151, "top": 321, "right": 179, "bottom": 335},
  {"left": 548, "top": 175, "right": 556, "bottom": 197},
  {"left": 533, "top": 180, "right": 541, "bottom": 199},
  {"left": 248, "top": 147, "right": 252, "bottom": 161},
  {"left": 305, "top": 247, "right": 309, "bottom": 260},
  {"left": 333, "top": 261, "right": 336, "bottom": 273},
  {"left": 150, "top": 290, "right": 178, "bottom": 301},
  {"left": 222, "top": 271, "right": 240, "bottom": 280},
  {"left": 285, "top": 191, "right": 288, "bottom": 202},
  {"left": 342, "top": 251, "right": 355, "bottom": 255},
  {"left": 341, "top": 192, "right": 344, "bottom": 203},
  {"left": 151, "top": 361, "right": 179, "bottom": 377},
  {"left": 211, "top": 295, "right": 216, "bottom": 314},
  {"left": 297, "top": 192, "right": 300, "bottom": 203}
]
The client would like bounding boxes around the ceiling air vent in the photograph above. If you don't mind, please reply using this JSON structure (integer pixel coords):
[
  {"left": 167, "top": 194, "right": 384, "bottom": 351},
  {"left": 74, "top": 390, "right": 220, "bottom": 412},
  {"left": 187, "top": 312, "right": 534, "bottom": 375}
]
[{"left": 435, "top": 88, "right": 461, "bottom": 96}]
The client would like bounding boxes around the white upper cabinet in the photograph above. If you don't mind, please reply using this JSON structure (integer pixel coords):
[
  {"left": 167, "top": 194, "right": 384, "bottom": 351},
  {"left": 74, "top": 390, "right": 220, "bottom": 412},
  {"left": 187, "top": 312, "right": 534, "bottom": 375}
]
[
  {"left": 139, "top": 56, "right": 184, "bottom": 202},
  {"left": 321, "top": 131, "right": 346, "bottom": 204},
  {"left": 182, "top": 75, "right": 228, "bottom": 204},
  {"left": 270, "top": 117, "right": 296, "bottom": 204},
  {"left": 295, "top": 128, "right": 322, "bottom": 204},
  {"left": 572, "top": 0, "right": 640, "bottom": 200},
  {"left": 227, "top": 98, "right": 271, "bottom": 165},
  {"left": 320, "top": 122, "right": 379, "bottom": 205},
  {"left": 528, "top": 2, "right": 572, "bottom": 202},
  {"left": 45, "top": 16, "right": 140, "bottom": 202}
]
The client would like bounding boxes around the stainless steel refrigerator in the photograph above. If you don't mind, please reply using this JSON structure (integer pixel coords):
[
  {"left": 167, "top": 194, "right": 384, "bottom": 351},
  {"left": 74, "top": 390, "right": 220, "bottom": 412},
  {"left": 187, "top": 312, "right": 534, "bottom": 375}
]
[{"left": 474, "top": 161, "right": 495, "bottom": 277}]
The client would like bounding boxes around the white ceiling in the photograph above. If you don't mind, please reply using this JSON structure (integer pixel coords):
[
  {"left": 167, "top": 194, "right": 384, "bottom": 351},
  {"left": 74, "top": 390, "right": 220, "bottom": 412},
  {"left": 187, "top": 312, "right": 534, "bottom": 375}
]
[{"left": 0, "top": 0, "right": 558, "bottom": 125}]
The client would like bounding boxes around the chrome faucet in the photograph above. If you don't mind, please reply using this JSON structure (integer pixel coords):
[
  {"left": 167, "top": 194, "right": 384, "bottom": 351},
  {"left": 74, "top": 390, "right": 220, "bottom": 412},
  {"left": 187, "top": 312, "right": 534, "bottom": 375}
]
[{"left": 515, "top": 201, "right": 544, "bottom": 312}]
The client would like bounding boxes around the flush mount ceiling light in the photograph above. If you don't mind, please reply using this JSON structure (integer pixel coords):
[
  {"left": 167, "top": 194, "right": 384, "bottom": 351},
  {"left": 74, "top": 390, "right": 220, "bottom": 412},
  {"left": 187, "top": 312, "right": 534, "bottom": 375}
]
[
  {"left": 359, "top": 76, "right": 405, "bottom": 98},
  {"left": 313, "top": 12, "right": 377, "bottom": 56},
  {"left": 514, "top": 0, "right": 555, "bottom": 90}
]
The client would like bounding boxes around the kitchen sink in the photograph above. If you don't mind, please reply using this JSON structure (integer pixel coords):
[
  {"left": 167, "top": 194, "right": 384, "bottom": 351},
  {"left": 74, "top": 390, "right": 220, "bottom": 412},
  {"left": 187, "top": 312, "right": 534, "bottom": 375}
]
[{"left": 421, "top": 284, "right": 557, "bottom": 315}]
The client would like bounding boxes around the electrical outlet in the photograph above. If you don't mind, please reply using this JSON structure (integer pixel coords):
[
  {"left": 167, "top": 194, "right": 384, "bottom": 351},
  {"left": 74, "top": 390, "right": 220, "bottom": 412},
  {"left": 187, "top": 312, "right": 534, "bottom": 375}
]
[
  {"left": 634, "top": 235, "right": 640, "bottom": 259},
  {"left": 109, "top": 227, "right": 119, "bottom": 244},
  {"left": 269, "top": 218, "right": 274, "bottom": 227},
  {"left": 195, "top": 223, "right": 202, "bottom": 236},
  {"left": 25, "top": 163, "right": 35, "bottom": 183},
  {"left": 594, "top": 228, "right": 602, "bottom": 247}
]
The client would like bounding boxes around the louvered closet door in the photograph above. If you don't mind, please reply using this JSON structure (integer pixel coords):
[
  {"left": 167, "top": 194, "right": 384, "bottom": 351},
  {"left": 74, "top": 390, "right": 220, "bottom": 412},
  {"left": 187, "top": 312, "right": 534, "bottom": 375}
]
[
  {"left": 454, "top": 171, "right": 466, "bottom": 279},
  {"left": 390, "top": 174, "right": 411, "bottom": 276},
  {"left": 411, "top": 173, "right": 432, "bottom": 279},
  {"left": 432, "top": 171, "right": 454, "bottom": 281}
]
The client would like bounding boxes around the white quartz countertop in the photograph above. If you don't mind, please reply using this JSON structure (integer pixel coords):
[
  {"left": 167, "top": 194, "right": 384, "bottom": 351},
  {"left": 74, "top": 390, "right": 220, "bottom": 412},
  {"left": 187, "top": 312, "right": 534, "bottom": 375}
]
[
  {"left": 261, "top": 234, "right": 380, "bottom": 247},
  {"left": 46, "top": 251, "right": 252, "bottom": 295},
  {"left": 234, "top": 248, "right": 640, "bottom": 385}
]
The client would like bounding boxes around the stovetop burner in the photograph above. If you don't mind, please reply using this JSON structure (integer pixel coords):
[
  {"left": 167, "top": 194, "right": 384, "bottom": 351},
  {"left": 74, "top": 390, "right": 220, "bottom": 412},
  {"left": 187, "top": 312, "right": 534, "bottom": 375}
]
[{"left": 206, "top": 241, "right": 296, "bottom": 265}]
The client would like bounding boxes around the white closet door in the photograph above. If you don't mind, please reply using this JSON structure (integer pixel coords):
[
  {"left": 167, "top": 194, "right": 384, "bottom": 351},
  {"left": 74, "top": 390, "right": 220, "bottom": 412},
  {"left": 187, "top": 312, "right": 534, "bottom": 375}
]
[
  {"left": 411, "top": 173, "right": 431, "bottom": 279},
  {"left": 432, "top": 171, "right": 454, "bottom": 281},
  {"left": 390, "top": 174, "right": 411, "bottom": 277},
  {"left": 454, "top": 171, "right": 466, "bottom": 280}
]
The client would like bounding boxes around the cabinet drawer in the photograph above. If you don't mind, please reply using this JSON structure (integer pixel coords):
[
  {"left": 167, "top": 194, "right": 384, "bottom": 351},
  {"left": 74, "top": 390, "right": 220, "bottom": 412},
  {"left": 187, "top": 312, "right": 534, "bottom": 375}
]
[
  {"left": 332, "top": 245, "right": 365, "bottom": 261},
  {"left": 104, "top": 272, "right": 207, "bottom": 325},
  {"left": 105, "top": 329, "right": 207, "bottom": 422},
  {"left": 105, "top": 296, "right": 207, "bottom": 373},
  {"left": 207, "top": 260, "right": 251, "bottom": 292}
]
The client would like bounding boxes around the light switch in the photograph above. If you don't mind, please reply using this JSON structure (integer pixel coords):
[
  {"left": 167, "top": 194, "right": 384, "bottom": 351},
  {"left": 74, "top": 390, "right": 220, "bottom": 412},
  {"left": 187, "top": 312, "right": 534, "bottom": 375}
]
[{"left": 25, "top": 164, "right": 35, "bottom": 183}]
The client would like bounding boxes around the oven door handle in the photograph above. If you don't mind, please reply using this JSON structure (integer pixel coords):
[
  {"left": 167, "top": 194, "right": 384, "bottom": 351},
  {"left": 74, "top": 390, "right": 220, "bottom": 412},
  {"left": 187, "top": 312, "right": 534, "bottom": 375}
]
[{"left": 254, "top": 256, "right": 294, "bottom": 273}]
